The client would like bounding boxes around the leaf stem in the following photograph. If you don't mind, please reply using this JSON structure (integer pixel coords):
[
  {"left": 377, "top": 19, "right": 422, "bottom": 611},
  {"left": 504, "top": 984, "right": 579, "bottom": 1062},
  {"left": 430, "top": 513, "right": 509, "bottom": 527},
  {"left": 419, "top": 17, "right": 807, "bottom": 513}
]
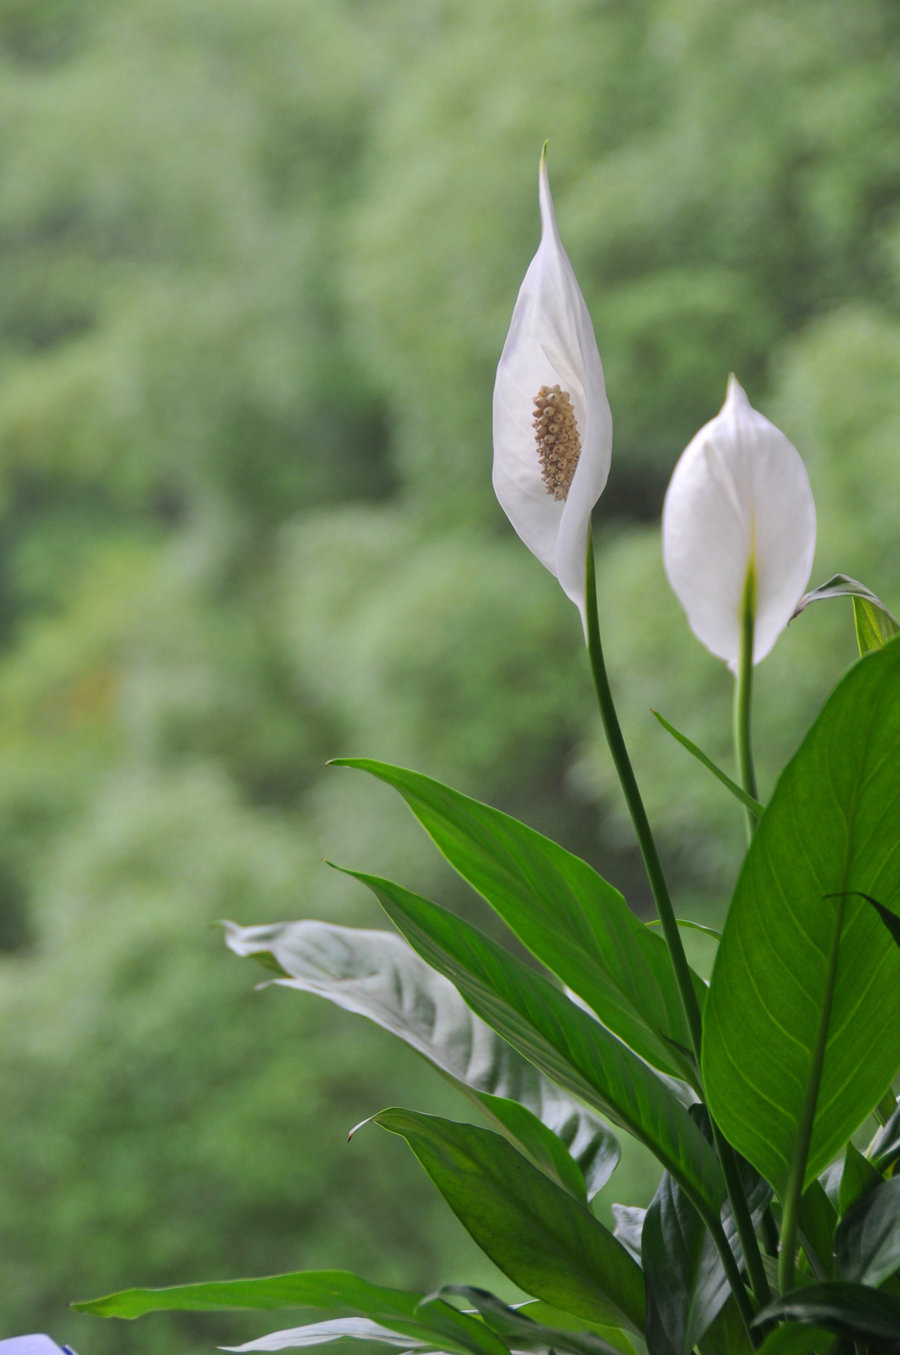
[
  {"left": 733, "top": 565, "right": 759, "bottom": 844},
  {"left": 584, "top": 542, "right": 766, "bottom": 1329}
]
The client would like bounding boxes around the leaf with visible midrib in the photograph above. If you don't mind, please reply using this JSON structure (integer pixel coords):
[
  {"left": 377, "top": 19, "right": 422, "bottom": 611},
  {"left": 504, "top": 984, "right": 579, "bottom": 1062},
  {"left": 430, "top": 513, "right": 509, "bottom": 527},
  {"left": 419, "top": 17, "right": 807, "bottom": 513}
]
[
  {"left": 340, "top": 866, "right": 725, "bottom": 1216},
  {"left": 224, "top": 918, "right": 618, "bottom": 1200},
  {"left": 375, "top": 1108, "right": 645, "bottom": 1333},
  {"left": 331, "top": 758, "right": 703, "bottom": 1083},
  {"left": 702, "top": 638, "right": 900, "bottom": 1197},
  {"left": 72, "top": 1270, "right": 509, "bottom": 1355}
]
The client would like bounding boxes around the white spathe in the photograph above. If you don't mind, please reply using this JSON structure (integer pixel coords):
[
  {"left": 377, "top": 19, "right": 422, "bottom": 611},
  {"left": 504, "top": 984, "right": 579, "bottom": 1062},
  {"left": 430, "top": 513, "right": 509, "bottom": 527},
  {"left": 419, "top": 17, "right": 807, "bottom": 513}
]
[
  {"left": 492, "top": 151, "right": 612, "bottom": 628},
  {"left": 662, "top": 376, "right": 816, "bottom": 669}
]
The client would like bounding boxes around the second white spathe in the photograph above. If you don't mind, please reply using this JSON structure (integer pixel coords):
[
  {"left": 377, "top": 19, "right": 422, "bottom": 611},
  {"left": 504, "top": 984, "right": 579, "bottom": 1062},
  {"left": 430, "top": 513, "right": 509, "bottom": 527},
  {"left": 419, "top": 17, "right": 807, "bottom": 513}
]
[{"left": 662, "top": 376, "right": 816, "bottom": 669}]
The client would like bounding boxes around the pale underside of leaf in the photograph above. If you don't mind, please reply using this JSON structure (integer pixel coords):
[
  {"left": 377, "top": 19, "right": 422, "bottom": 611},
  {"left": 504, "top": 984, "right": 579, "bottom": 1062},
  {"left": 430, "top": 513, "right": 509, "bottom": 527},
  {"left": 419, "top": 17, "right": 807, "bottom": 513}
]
[{"left": 223, "top": 918, "right": 618, "bottom": 1199}]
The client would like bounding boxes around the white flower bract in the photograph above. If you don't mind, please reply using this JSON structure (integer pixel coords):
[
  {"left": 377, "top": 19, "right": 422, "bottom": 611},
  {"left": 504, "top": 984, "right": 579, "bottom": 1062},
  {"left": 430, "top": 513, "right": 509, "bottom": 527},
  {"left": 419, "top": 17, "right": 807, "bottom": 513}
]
[
  {"left": 662, "top": 375, "right": 816, "bottom": 669},
  {"left": 492, "top": 151, "right": 612, "bottom": 628}
]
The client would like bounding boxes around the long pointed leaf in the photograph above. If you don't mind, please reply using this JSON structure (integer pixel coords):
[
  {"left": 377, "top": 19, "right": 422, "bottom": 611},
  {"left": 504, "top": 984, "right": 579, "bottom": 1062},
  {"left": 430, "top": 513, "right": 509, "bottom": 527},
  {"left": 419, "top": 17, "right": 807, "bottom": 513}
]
[
  {"left": 797, "top": 1181, "right": 837, "bottom": 1281},
  {"left": 338, "top": 867, "right": 725, "bottom": 1216},
  {"left": 73, "top": 1270, "right": 508, "bottom": 1355},
  {"left": 374, "top": 1108, "right": 645, "bottom": 1333},
  {"left": 439, "top": 1287, "right": 633, "bottom": 1355},
  {"left": 702, "top": 639, "right": 900, "bottom": 1196},
  {"left": 224, "top": 919, "right": 617, "bottom": 1200},
  {"left": 650, "top": 711, "right": 764, "bottom": 819},
  {"left": 520, "top": 1302, "right": 639, "bottom": 1355},
  {"left": 754, "top": 1281, "right": 900, "bottom": 1341},
  {"left": 332, "top": 759, "right": 703, "bottom": 1081},
  {"left": 834, "top": 1174, "right": 900, "bottom": 1287},
  {"left": 642, "top": 1110, "right": 771, "bottom": 1355}
]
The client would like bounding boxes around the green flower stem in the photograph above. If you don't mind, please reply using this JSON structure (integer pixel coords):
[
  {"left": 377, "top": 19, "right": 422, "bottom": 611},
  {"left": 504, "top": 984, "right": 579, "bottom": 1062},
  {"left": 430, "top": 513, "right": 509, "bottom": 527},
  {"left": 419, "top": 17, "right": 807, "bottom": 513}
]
[
  {"left": 733, "top": 566, "right": 759, "bottom": 844},
  {"left": 584, "top": 544, "right": 703, "bottom": 1057},
  {"left": 584, "top": 542, "right": 766, "bottom": 1331}
]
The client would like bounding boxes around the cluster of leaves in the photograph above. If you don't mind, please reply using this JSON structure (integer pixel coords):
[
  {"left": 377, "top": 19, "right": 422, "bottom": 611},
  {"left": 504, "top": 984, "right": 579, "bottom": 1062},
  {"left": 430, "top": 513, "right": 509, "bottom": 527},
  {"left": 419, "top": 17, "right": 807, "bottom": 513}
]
[
  {"left": 2, "top": 0, "right": 900, "bottom": 1351},
  {"left": 77, "top": 630, "right": 900, "bottom": 1351}
]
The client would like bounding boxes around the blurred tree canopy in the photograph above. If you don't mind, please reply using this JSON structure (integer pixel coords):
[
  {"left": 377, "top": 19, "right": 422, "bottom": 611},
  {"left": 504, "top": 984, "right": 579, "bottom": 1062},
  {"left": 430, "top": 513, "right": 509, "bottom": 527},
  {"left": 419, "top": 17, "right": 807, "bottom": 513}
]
[{"left": 1, "top": 0, "right": 899, "bottom": 1350}]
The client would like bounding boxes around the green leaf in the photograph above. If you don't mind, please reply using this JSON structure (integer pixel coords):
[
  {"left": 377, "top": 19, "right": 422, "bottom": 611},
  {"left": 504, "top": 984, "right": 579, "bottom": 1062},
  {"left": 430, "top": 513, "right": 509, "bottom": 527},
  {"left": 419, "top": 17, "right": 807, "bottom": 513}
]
[
  {"left": 339, "top": 867, "right": 725, "bottom": 1216},
  {"left": 518, "top": 1301, "right": 639, "bottom": 1355},
  {"left": 872, "top": 1098, "right": 900, "bottom": 1172},
  {"left": 853, "top": 595, "right": 900, "bottom": 653},
  {"left": 224, "top": 920, "right": 617, "bottom": 1200},
  {"left": 438, "top": 1287, "right": 632, "bottom": 1355},
  {"left": 72, "top": 1270, "right": 508, "bottom": 1355},
  {"left": 797, "top": 1180, "right": 837, "bottom": 1280},
  {"left": 754, "top": 1324, "right": 837, "bottom": 1355},
  {"left": 642, "top": 1170, "right": 717, "bottom": 1355},
  {"left": 650, "top": 710, "right": 764, "bottom": 819},
  {"left": 837, "top": 1141, "right": 882, "bottom": 1216},
  {"left": 696, "top": 1296, "right": 755, "bottom": 1355},
  {"left": 332, "top": 759, "right": 704, "bottom": 1082},
  {"left": 793, "top": 573, "right": 900, "bottom": 654},
  {"left": 374, "top": 1108, "right": 645, "bottom": 1333},
  {"left": 835, "top": 1174, "right": 900, "bottom": 1287},
  {"left": 754, "top": 1281, "right": 900, "bottom": 1341},
  {"left": 701, "top": 639, "right": 900, "bottom": 1198},
  {"left": 641, "top": 1109, "right": 771, "bottom": 1355},
  {"left": 474, "top": 1091, "right": 594, "bottom": 1202}
]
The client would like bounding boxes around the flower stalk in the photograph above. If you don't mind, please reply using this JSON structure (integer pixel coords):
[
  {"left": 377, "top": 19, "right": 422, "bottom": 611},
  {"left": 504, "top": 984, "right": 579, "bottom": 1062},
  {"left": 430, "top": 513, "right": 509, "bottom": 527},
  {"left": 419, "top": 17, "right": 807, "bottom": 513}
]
[
  {"left": 733, "top": 564, "right": 760, "bottom": 843},
  {"left": 585, "top": 543, "right": 768, "bottom": 1327}
]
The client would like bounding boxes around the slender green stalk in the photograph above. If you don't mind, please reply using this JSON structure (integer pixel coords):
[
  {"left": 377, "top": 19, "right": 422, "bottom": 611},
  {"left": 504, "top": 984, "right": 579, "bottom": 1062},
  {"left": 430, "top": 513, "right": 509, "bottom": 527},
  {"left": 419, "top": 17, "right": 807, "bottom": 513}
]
[
  {"left": 584, "top": 543, "right": 702, "bottom": 1056},
  {"left": 584, "top": 542, "right": 769, "bottom": 1327},
  {"left": 733, "top": 565, "right": 759, "bottom": 844},
  {"left": 778, "top": 892, "right": 846, "bottom": 1295}
]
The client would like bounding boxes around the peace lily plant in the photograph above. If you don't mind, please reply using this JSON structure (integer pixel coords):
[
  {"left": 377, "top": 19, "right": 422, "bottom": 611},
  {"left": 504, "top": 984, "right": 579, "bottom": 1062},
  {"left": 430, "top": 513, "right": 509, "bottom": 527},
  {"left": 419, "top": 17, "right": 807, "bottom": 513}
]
[{"left": 77, "top": 153, "right": 900, "bottom": 1355}]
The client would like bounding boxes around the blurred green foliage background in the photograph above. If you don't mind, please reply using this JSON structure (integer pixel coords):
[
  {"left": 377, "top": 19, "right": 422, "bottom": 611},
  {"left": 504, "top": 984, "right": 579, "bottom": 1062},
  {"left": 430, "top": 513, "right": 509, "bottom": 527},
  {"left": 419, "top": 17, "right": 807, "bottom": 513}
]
[{"left": 1, "top": 0, "right": 899, "bottom": 1350}]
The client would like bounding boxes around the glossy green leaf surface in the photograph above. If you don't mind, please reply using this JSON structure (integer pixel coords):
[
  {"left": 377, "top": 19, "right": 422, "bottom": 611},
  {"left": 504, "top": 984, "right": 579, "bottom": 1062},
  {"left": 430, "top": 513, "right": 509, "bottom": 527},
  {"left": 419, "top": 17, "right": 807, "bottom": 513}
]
[
  {"left": 375, "top": 1108, "right": 645, "bottom": 1332},
  {"left": 754, "top": 1281, "right": 900, "bottom": 1341},
  {"left": 474, "top": 1091, "right": 592, "bottom": 1201},
  {"left": 754, "top": 1324, "right": 837, "bottom": 1355},
  {"left": 333, "top": 759, "right": 703, "bottom": 1081},
  {"left": 224, "top": 919, "right": 617, "bottom": 1200},
  {"left": 642, "top": 1113, "right": 771, "bottom": 1355},
  {"left": 702, "top": 640, "right": 900, "bottom": 1197},
  {"left": 521, "top": 1301, "right": 638, "bottom": 1355},
  {"left": 72, "top": 1270, "right": 508, "bottom": 1355},
  {"left": 797, "top": 1180, "right": 837, "bottom": 1280},
  {"left": 834, "top": 1174, "right": 900, "bottom": 1287},
  {"left": 836, "top": 1141, "right": 882, "bottom": 1216},
  {"left": 853, "top": 594, "right": 900, "bottom": 653},
  {"left": 696, "top": 1296, "right": 754, "bottom": 1355},
  {"left": 341, "top": 867, "right": 725, "bottom": 1214},
  {"left": 642, "top": 1169, "right": 714, "bottom": 1355},
  {"left": 438, "top": 1286, "right": 630, "bottom": 1355}
]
